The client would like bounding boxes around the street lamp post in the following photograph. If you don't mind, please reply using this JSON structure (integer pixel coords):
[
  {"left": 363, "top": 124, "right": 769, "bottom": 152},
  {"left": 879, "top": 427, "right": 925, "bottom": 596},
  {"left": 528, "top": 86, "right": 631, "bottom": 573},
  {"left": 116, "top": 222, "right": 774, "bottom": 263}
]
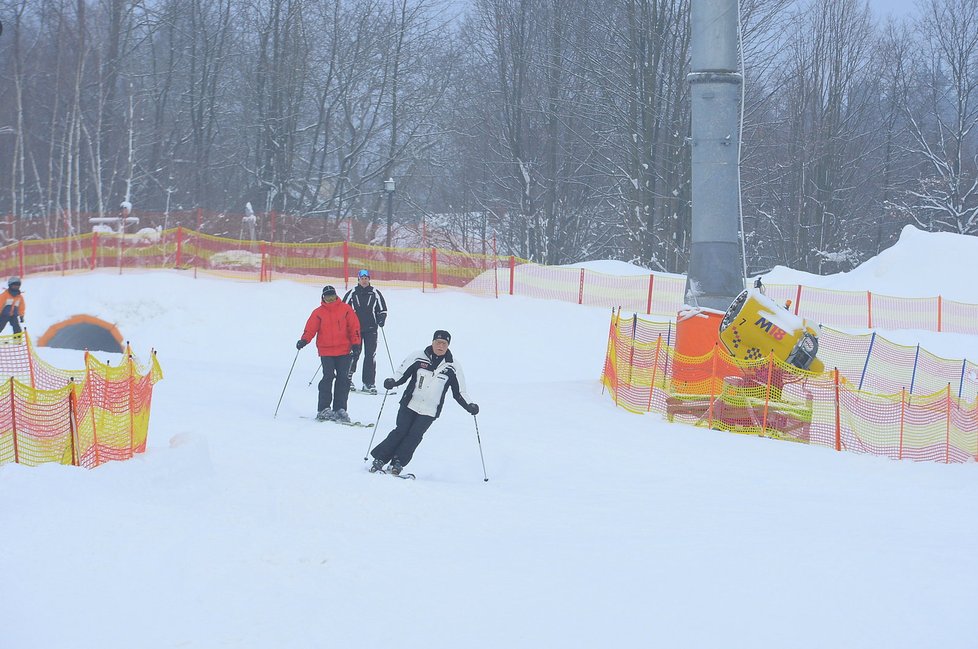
[{"left": 384, "top": 178, "right": 395, "bottom": 248}]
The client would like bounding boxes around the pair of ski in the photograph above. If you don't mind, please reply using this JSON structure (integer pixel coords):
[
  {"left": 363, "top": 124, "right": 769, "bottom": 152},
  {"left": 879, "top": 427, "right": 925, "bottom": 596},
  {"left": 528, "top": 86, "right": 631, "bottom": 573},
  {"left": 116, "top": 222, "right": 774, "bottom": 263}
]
[
  {"left": 301, "top": 415, "right": 374, "bottom": 428},
  {"left": 370, "top": 467, "right": 416, "bottom": 480},
  {"left": 351, "top": 387, "right": 398, "bottom": 396}
]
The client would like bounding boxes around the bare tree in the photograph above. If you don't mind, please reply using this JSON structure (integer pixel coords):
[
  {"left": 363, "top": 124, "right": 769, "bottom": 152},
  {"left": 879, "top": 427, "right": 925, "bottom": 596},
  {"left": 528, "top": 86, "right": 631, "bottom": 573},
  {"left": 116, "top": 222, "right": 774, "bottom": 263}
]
[
  {"left": 747, "top": 0, "right": 879, "bottom": 273},
  {"left": 897, "top": 0, "right": 978, "bottom": 235}
]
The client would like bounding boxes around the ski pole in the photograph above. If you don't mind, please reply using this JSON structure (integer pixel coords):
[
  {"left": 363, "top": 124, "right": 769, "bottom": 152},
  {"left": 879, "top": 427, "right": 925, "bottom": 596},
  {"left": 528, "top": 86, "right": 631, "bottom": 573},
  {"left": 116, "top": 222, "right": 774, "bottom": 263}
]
[
  {"left": 380, "top": 326, "right": 395, "bottom": 373},
  {"left": 274, "top": 349, "right": 301, "bottom": 418},
  {"left": 473, "top": 414, "right": 489, "bottom": 482},
  {"left": 363, "top": 388, "right": 391, "bottom": 461},
  {"left": 308, "top": 363, "right": 321, "bottom": 386}
]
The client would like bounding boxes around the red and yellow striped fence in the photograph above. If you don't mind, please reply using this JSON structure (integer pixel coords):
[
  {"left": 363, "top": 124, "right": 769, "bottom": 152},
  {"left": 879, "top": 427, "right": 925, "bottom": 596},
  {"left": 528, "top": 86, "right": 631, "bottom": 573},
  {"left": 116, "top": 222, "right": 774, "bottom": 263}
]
[
  {"left": 603, "top": 311, "right": 978, "bottom": 463},
  {"left": 1, "top": 228, "right": 975, "bottom": 335},
  {"left": 0, "top": 333, "right": 163, "bottom": 469}
]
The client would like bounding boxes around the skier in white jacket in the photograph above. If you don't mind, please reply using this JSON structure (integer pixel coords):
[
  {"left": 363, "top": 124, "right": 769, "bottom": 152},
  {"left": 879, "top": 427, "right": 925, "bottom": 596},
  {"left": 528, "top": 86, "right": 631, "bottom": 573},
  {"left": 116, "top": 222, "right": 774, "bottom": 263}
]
[{"left": 369, "top": 330, "right": 479, "bottom": 475}]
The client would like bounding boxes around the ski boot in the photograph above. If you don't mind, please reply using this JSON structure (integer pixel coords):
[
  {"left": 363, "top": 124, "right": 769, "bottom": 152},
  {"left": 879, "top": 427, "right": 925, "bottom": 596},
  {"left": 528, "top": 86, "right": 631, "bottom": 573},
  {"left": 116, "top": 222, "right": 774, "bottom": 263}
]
[
  {"left": 369, "top": 457, "right": 386, "bottom": 473},
  {"left": 389, "top": 458, "right": 403, "bottom": 476},
  {"left": 363, "top": 384, "right": 378, "bottom": 395},
  {"left": 333, "top": 408, "right": 352, "bottom": 424},
  {"left": 315, "top": 407, "right": 334, "bottom": 422}
]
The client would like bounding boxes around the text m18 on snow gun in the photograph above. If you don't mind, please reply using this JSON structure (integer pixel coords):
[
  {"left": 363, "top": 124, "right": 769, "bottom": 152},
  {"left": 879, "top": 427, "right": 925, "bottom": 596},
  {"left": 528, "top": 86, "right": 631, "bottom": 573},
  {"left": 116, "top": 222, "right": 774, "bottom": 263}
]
[{"left": 718, "top": 288, "right": 824, "bottom": 373}]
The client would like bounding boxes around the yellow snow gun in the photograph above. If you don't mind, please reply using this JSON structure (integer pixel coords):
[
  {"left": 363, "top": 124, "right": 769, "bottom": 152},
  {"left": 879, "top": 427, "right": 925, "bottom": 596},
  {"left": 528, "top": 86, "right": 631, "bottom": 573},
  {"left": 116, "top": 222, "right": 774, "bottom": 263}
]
[{"left": 718, "top": 288, "right": 824, "bottom": 373}]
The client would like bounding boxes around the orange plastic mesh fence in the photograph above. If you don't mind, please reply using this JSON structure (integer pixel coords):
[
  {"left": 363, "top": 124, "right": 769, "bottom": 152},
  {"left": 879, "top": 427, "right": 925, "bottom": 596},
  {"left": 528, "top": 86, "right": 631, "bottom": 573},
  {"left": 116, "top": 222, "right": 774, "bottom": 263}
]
[
  {"left": 511, "top": 263, "right": 586, "bottom": 303},
  {"left": 183, "top": 232, "right": 265, "bottom": 280},
  {"left": 429, "top": 248, "right": 508, "bottom": 293},
  {"left": 508, "top": 263, "right": 688, "bottom": 311},
  {"left": 793, "top": 286, "right": 871, "bottom": 329},
  {"left": 815, "top": 327, "right": 978, "bottom": 403},
  {"left": 941, "top": 298, "right": 978, "bottom": 334},
  {"left": 872, "top": 294, "right": 940, "bottom": 331},
  {"left": 7, "top": 229, "right": 978, "bottom": 334},
  {"left": 603, "top": 312, "right": 978, "bottom": 464},
  {"left": 0, "top": 334, "right": 163, "bottom": 469}
]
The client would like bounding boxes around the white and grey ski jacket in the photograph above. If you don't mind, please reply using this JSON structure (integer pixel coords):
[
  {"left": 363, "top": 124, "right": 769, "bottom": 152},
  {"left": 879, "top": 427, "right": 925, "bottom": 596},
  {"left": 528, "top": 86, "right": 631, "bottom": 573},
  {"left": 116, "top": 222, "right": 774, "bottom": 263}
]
[{"left": 391, "top": 347, "right": 473, "bottom": 418}]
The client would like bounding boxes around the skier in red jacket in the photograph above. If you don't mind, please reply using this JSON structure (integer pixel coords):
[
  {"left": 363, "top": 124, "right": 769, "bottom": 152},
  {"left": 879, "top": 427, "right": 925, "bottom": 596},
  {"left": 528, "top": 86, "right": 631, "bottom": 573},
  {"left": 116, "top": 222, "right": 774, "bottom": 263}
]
[{"left": 296, "top": 285, "right": 362, "bottom": 422}]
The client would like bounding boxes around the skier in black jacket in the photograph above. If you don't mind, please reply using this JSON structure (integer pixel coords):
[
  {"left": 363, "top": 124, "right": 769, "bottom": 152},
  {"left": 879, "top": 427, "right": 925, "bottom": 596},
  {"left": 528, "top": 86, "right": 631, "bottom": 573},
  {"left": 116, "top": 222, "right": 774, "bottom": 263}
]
[
  {"left": 369, "top": 330, "right": 479, "bottom": 476},
  {"left": 342, "top": 269, "right": 388, "bottom": 394}
]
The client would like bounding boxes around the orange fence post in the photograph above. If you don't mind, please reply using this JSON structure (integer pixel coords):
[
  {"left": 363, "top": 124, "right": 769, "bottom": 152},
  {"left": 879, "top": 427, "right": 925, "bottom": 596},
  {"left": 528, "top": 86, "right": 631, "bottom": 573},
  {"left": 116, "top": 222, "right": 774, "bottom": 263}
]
[
  {"left": 17, "top": 240, "right": 24, "bottom": 278},
  {"left": 945, "top": 383, "right": 951, "bottom": 464},
  {"left": 90, "top": 232, "right": 98, "bottom": 270},
  {"left": 578, "top": 269, "right": 585, "bottom": 305},
  {"left": 68, "top": 378, "right": 78, "bottom": 467},
  {"left": 601, "top": 308, "right": 615, "bottom": 395},
  {"left": 793, "top": 285, "right": 802, "bottom": 315},
  {"left": 613, "top": 318, "right": 621, "bottom": 408},
  {"left": 762, "top": 355, "right": 774, "bottom": 436},
  {"left": 176, "top": 226, "right": 183, "bottom": 267},
  {"left": 867, "top": 291, "right": 873, "bottom": 329},
  {"left": 707, "top": 344, "right": 718, "bottom": 428},
  {"left": 492, "top": 236, "right": 499, "bottom": 299},
  {"left": 26, "top": 331, "right": 35, "bottom": 389},
  {"left": 938, "top": 295, "right": 942, "bottom": 332},
  {"left": 128, "top": 353, "right": 136, "bottom": 456},
  {"left": 194, "top": 209, "right": 202, "bottom": 279},
  {"left": 509, "top": 256, "right": 515, "bottom": 295},
  {"left": 343, "top": 240, "right": 349, "bottom": 289},
  {"left": 432, "top": 248, "right": 438, "bottom": 289},
  {"left": 899, "top": 387, "right": 906, "bottom": 460},
  {"left": 834, "top": 368, "right": 842, "bottom": 451},
  {"left": 647, "top": 333, "right": 663, "bottom": 412},
  {"left": 9, "top": 377, "right": 19, "bottom": 464},
  {"left": 627, "top": 314, "right": 637, "bottom": 384},
  {"left": 646, "top": 274, "right": 655, "bottom": 315},
  {"left": 85, "top": 352, "right": 100, "bottom": 467}
]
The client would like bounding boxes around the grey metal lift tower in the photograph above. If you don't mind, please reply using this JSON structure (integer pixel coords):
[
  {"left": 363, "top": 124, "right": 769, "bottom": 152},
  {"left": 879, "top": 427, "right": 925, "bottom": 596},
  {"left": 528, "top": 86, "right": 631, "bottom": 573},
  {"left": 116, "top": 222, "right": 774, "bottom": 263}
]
[{"left": 685, "top": 0, "right": 745, "bottom": 310}]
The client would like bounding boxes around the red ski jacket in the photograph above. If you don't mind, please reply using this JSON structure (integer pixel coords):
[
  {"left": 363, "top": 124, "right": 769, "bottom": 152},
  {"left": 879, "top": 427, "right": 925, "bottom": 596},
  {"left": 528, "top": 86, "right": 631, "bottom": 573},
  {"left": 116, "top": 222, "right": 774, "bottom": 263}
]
[{"left": 300, "top": 299, "right": 361, "bottom": 357}]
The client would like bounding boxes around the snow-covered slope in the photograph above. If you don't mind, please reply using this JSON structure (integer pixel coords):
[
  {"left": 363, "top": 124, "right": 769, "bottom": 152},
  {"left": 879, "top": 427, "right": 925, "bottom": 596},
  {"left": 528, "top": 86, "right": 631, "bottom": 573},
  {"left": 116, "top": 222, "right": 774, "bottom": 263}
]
[{"left": 2, "top": 238, "right": 977, "bottom": 648}]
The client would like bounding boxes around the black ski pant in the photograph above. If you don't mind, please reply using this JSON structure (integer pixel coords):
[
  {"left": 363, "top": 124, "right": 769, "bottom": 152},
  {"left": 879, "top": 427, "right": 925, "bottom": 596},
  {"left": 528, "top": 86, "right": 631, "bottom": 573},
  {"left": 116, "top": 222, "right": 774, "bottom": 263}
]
[
  {"left": 318, "top": 354, "right": 353, "bottom": 413},
  {"left": 349, "top": 328, "right": 378, "bottom": 387},
  {"left": 371, "top": 405, "right": 435, "bottom": 467},
  {"left": 0, "top": 316, "right": 21, "bottom": 334}
]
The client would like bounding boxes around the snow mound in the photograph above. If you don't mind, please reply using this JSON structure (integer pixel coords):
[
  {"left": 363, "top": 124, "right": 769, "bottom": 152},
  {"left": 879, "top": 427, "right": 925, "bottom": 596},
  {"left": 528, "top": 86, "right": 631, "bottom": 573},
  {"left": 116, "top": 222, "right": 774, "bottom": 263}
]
[{"left": 763, "top": 225, "right": 978, "bottom": 302}]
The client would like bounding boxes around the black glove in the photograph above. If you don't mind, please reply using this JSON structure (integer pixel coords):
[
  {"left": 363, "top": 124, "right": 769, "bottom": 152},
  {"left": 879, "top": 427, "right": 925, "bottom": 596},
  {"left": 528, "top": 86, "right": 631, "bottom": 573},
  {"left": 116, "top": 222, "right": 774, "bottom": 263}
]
[
  {"left": 350, "top": 343, "right": 361, "bottom": 357},
  {"left": 377, "top": 314, "right": 387, "bottom": 328},
  {"left": 383, "top": 378, "right": 396, "bottom": 390},
  {"left": 466, "top": 403, "right": 479, "bottom": 416},
  {"left": 18, "top": 316, "right": 23, "bottom": 323},
  {"left": 296, "top": 339, "right": 307, "bottom": 350}
]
